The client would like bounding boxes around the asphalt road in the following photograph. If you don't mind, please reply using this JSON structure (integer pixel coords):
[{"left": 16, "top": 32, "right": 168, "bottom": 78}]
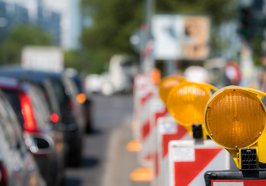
[{"left": 64, "top": 94, "right": 134, "bottom": 186}]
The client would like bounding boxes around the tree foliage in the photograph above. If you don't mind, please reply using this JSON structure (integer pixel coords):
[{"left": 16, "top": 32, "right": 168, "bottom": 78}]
[
  {"left": 156, "top": 0, "right": 237, "bottom": 25},
  {"left": 81, "top": 0, "right": 143, "bottom": 73},
  {"left": 0, "top": 24, "right": 52, "bottom": 65},
  {"left": 81, "top": 0, "right": 237, "bottom": 73}
]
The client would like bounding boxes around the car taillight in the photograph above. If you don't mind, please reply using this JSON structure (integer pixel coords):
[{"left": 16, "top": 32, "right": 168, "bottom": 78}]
[
  {"left": 76, "top": 93, "right": 87, "bottom": 104},
  {"left": 0, "top": 161, "right": 8, "bottom": 186},
  {"left": 67, "top": 100, "right": 74, "bottom": 109},
  {"left": 50, "top": 113, "right": 60, "bottom": 123},
  {"left": 20, "top": 93, "right": 37, "bottom": 132}
]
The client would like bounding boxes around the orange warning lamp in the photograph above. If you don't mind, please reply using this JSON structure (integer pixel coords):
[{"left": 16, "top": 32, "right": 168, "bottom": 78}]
[
  {"left": 76, "top": 93, "right": 87, "bottom": 104},
  {"left": 159, "top": 75, "right": 186, "bottom": 105},
  {"left": 167, "top": 81, "right": 217, "bottom": 139},
  {"left": 205, "top": 86, "right": 266, "bottom": 170}
]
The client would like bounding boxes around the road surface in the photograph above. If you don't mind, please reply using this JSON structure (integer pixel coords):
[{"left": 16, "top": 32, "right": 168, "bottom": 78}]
[{"left": 64, "top": 94, "right": 136, "bottom": 186}]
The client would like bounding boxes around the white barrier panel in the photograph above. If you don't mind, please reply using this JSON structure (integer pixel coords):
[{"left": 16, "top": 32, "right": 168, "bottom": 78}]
[
  {"left": 132, "top": 74, "right": 150, "bottom": 140},
  {"left": 169, "top": 140, "right": 230, "bottom": 186},
  {"left": 146, "top": 101, "right": 168, "bottom": 186},
  {"left": 137, "top": 87, "right": 157, "bottom": 166},
  {"left": 154, "top": 117, "right": 190, "bottom": 186}
]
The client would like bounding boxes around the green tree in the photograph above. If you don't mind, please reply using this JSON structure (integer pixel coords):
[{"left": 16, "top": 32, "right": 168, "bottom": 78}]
[
  {"left": 81, "top": 0, "right": 237, "bottom": 73},
  {"left": 0, "top": 24, "right": 52, "bottom": 65},
  {"left": 156, "top": 0, "right": 237, "bottom": 26},
  {"left": 81, "top": 0, "right": 143, "bottom": 73}
]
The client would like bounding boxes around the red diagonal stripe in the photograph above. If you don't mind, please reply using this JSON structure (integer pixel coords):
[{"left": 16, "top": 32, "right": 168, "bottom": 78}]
[
  {"left": 174, "top": 148, "right": 221, "bottom": 186},
  {"left": 141, "top": 120, "right": 150, "bottom": 141},
  {"left": 154, "top": 107, "right": 168, "bottom": 127},
  {"left": 140, "top": 92, "right": 153, "bottom": 106},
  {"left": 162, "top": 125, "right": 187, "bottom": 158}
]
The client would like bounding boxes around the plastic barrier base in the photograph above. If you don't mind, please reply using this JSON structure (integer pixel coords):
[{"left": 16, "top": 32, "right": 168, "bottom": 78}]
[{"left": 205, "top": 170, "right": 266, "bottom": 186}]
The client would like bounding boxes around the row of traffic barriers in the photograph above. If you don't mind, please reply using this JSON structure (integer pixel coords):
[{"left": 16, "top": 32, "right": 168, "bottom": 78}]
[{"left": 128, "top": 73, "right": 266, "bottom": 186}]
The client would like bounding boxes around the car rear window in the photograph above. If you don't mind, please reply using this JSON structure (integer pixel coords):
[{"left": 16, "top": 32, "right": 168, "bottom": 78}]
[
  {"left": 0, "top": 94, "right": 17, "bottom": 149},
  {"left": 28, "top": 87, "right": 51, "bottom": 130},
  {"left": 3, "top": 88, "right": 51, "bottom": 131},
  {"left": 50, "top": 78, "right": 69, "bottom": 106},
  {"left": 50, "top": 78, "right": 77, "bottom": 124},
  {"left": 2, "top": 89, "right": 24, "bottom": 128}
]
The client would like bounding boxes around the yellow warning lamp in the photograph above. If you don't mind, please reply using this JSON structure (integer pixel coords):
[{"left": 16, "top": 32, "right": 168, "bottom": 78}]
[
  {"left": 204, "top": 86, "right": 266, "bottom": 170},
  {"left": 167, "top": 81, "right": 217, "bottom": 139},
  {"left": 159, "top": 75, "right": 186, "bottom": 105}
]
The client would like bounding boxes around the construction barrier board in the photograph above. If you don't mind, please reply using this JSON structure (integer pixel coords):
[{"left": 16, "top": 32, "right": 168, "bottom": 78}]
[
  {"left": 169, "top": 140, "right": 230, "bottom": 186},
  {"left": 154, "top": 116, "right": 191, "bottom": 186},
  {"left": 205, "top": 170, "right": 266, "bottom": 186}
]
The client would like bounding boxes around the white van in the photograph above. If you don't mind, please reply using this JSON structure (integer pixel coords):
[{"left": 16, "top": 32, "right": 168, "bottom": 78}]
[{"left": 101, "top": 55, "right": 138, "bottom": 95}]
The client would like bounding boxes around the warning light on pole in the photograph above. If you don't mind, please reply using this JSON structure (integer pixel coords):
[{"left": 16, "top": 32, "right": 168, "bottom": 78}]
[
  {"left": 159, "top": 75, "right": 186, "bottom": 105},
  {"left": 167, "top": 81, "right": 217, "bottom": 139},
  {"left": 205, "top": 86, "right": 266, "bottom": 170}
]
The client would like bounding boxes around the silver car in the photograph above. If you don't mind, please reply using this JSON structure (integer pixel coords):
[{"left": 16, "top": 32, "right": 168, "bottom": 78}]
[{"left": 0, "top": 90, "right": 46, "bottom": 186}]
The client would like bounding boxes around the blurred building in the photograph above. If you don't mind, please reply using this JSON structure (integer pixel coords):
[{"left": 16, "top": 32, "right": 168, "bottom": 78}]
[
  {"left": 43, "top": 0, "right": 81, "bottom": 49},
  {"left": 38, "top": 4, "right": 61, "bottom": 46},
  {"left": 0, "top": 1, "right": 29, "bottom": 42},
  {"left": 0, "top": 0, "right": 81, "bottom": 49}
]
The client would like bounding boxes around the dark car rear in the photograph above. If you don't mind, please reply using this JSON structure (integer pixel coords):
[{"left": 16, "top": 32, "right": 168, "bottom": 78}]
[
  {"left": 0, "top": 87, "right": 45, "bottom": 186},
  {"left": 65, "top": 69, "right": 93, "bottom": 132},
  {"left": 0, "top": 67, "right": 85, "bottom": 166},
  {"left": 0, "top": 77, "right": 65, "bottom": 186}
]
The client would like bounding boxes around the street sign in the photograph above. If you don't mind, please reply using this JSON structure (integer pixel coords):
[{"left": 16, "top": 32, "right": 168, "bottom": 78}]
[
  {"left": 21, "top": 46, "right": 64, "bottom": 72},
  {"left": 152, "top": 15, "right": 210, "bottom": 60}
]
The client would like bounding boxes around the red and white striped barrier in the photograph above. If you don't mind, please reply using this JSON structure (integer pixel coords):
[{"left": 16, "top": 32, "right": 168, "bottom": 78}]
[
  {"left": 168, "top": 140, "right": 230, "bottom": 186},
  {"left": 136, "top": 86, "right": 157, "bottom": 166},
  {"left": 132, "top": 74, "right": 150, "bottom": 140},
  {"left": 152, "top": 116, "right": 190, "bottom": 186}
]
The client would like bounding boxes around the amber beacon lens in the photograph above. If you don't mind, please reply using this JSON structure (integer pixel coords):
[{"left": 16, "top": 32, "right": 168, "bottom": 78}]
[
  {"left": 167, "top": 82, "right": 213, "bottom": 126},
  {"left": 159, "top": 76, "right": 186, "bottom": 105},
  {"left": 205, "top": 88, "right": 266, "bottom": 149}
]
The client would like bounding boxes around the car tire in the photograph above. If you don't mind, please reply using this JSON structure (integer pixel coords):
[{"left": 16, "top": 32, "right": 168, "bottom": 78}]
[{"left": 68, "top": 139, "right": 82, "bottom": 167}]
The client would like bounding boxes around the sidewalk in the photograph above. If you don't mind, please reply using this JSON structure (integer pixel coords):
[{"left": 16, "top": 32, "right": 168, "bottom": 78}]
[{"left": 102, "top": 123, "right": 149, "bottom": 186}]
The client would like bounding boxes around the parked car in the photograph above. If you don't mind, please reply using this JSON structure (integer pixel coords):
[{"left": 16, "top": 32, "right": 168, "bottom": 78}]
[
  {"left": 0, "top": 77, "right": 65, "bottom": 186},
  {"left": 0, "top": 88, "right": 46, "bottom": 186},
  {"left": 65, "top": 68, "right": 93, "bottom": 132},
  {"left": 0, "top": 67, "right": 85, "bottom": 166}
]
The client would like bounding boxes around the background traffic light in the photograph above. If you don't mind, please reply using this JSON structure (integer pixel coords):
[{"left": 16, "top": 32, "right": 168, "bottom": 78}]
[{"left": 238, "top": 6, "right": 254, "bottom": 41}]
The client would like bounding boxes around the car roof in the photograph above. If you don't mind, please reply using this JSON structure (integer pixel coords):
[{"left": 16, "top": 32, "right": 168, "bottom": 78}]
[
  {"left": 0, "top": 66, "right": 64, "bottom": 81},
  {"left": 0, "top": 76, "right": 28, "bottom": 91}
]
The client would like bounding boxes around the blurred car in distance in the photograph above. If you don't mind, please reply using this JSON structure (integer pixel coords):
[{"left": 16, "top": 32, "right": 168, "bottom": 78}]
[
  {"left": 0, "top": 77, "right": 65, "bottom": 186},
  {"left": 0, "top": 88, "right": 46, "bottom": 186},
  {"left": 65, "top": 68, "right": 94, "bottom": 133},
  {"left": 86, "top": 55, "right": 138, "bottom": 96},
  {"left": 102, "top": 55, "right": 138, "bottom": 95},
  {"left": 85, "top": 74, "right": 104, "bottom": 94}
]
